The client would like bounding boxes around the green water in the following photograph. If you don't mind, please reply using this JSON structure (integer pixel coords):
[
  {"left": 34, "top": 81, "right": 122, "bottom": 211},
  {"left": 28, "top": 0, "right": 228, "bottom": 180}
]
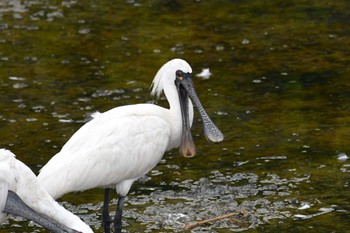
[{"left": 1, "top": 0, "right": 350, "bottom": 232}]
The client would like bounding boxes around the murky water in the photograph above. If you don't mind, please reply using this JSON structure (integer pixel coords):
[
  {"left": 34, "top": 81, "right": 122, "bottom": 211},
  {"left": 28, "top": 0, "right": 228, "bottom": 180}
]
[{"left": 1, "top": 0, "right": 350, "bottom": 232}]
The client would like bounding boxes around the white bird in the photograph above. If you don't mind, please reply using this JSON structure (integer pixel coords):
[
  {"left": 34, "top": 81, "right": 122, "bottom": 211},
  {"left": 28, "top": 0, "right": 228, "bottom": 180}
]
[
  {"left": 37, "top": 58, "right": 224, "bottom": 233},
  {"left": 0, "top": 149, "right": 93, "bottom": 233}
]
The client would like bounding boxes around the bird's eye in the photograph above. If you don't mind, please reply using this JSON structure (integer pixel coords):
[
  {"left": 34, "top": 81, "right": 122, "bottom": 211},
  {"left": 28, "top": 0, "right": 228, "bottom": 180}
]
[{"left": 176, "top": 70, "right": 183, "bottom": 78}]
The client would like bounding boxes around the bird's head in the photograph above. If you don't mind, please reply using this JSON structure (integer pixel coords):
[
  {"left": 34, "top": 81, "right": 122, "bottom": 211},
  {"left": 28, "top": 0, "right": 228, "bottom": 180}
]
[{"left": 151, "top": 59, "right": 224, "bottom": 158}]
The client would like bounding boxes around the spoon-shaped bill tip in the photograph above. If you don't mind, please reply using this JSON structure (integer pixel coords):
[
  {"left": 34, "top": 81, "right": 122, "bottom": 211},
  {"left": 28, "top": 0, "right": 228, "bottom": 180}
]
[
  {"left": 180, "top": 131, "right": 197, "bottom": 158},
  {"left": 203, "top": 121, "right": 224, "bottom": 143}
]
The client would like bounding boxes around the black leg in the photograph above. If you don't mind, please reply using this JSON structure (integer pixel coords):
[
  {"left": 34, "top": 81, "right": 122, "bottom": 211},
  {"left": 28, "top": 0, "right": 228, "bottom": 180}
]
[
  {"left": 102, "top": 188, "right": 112, "bottom": 233},
  {"left": 114, "top": 196, "right": 125, "bottom": 233}
]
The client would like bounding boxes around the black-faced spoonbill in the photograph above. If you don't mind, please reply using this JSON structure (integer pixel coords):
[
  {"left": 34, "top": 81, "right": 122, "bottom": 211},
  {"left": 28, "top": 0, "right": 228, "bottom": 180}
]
[
  {"left": 0, "top": 149, "right": 93, "bottom": 233},
  {"left": 37, "top": 58, "right": 224, "bottom": 233}
]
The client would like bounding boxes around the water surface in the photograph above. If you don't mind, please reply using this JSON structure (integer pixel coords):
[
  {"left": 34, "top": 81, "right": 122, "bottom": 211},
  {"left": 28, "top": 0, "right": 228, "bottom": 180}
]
[{"left": 0, "top": 0, "right": 350, "bottom": 232}]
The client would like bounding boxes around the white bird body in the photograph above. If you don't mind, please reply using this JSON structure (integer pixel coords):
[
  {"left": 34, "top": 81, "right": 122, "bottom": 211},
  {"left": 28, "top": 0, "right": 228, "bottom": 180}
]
[
  {"left": 37, "top": 58, "right": 223, "bottom": 233},
  {"left": 38, "top": 59, "right": 194, "bottom": 199},
  {"left": 0, "top": 149, "right": 93, "bottom": 233},
  {"left": 40, "top": 103, "right": 192, "bottom": 198}
]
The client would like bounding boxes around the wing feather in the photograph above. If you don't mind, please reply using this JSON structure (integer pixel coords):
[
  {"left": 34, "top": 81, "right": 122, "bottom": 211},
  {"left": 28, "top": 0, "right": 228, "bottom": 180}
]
[{"left": 38, "top": 105, "right": 171, "bottom": 198}]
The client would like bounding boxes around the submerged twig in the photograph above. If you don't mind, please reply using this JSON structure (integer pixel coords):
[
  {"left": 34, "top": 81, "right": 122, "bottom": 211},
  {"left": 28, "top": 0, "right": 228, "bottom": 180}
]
[{"left": 184, "top": 210, "right": 248, "bottom": 230}]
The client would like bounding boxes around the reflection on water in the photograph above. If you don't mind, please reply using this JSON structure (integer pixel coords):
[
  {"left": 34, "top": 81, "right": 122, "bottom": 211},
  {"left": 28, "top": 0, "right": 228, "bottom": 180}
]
[{"left": 1, "top": 0, "right": 350, "bottom": 232}]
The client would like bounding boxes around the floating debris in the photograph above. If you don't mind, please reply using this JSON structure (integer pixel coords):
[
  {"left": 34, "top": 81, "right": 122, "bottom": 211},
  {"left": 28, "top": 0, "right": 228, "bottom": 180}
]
[
  {"left": 294, "top": 207, "right": 334, "bottom": 219},
  {"left": 9, "top": 76, "right": 26, "bottom": 81},
  {"left": 257, "top": 155, "right": 287, "bottom": 160},
  {"left": 241, "top": 38, "right": 250, "bottom": 45},
  {"left": 78, "top": 28, "right": 90, "bottom": 34},
  {"left": 184, "top": 210, "right": 250, "bottom": 230},
  {"left": 196, "top": 68, "right": 212, "bottom": 79},
  {"left": 337, "top": 152, "right": 348, "bottom": 161},
  {"left": 298, "top": 203, "right": 311, "bottom": 210},
  {"left": 13, "top": 83, "right": 28, "bottom": 89}
]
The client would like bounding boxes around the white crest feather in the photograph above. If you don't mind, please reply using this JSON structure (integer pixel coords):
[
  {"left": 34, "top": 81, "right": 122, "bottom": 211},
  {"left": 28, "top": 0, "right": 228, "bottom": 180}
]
[{"left": 150, "top": 58, "right": 192, "bottom": 99}]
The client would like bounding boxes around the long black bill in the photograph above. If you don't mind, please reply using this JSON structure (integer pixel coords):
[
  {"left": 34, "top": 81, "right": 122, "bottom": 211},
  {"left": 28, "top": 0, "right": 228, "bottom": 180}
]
[
  {"left": 175, "top": 70, "right": 224, "bottom": 157},
  {"left": 177, "top": 76, "right": 197, "bottom": 157},
  {"left": 4, "top": 191, "right": 80, "bottom": 233}
]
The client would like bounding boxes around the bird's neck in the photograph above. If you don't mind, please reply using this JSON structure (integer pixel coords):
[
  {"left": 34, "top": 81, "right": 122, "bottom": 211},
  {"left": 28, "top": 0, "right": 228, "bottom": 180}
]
[
  {"left": 164, "top": 84, "right": 181, "bottom": 115},
  {"left": 163, "top": 84, "right": 193, "bottom": 150},
  {"left": 28, "top": 188, "right": 92, "bottom": 233},
  {"left": 50, "top": 203, "right": 92, "bottom": 233}
]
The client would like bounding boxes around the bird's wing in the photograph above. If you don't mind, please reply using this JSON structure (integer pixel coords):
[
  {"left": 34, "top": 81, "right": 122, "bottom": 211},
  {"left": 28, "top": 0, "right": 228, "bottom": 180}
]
[{"left": 38, "top": 108, "right": 171, "bottom": 198}]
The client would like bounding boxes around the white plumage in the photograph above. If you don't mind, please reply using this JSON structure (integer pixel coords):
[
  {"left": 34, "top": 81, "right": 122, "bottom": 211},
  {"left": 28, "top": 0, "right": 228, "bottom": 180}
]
[
  {"left": 41, "top": 105, "right": 174, "bottom": 198},
  {"left": 37, "top": 58, "right": 223, "bottom": 232},
  {"left": 38, "top": 59, "right": 196, "bottom": 197},
  {"left": 0, "top": 149, "right": 93, "bottom": 233}
]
